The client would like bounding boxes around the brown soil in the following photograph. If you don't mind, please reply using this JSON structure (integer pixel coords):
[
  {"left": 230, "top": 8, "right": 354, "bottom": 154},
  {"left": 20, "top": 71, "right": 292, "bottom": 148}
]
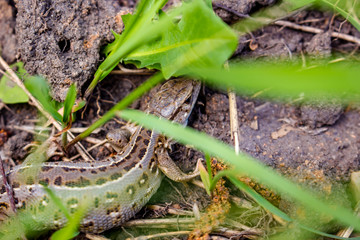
[{"left": 1, "top": 0, "right": 360, "bottom": 239}]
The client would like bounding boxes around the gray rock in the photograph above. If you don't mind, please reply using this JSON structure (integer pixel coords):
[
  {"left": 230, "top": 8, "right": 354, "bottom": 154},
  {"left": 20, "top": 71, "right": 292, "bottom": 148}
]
[
  {"left": 16, "top": 0, "right": 131, "bottom": 101},
  {"left": 0, "top": 0, "right": 17, "bottom": 63}
]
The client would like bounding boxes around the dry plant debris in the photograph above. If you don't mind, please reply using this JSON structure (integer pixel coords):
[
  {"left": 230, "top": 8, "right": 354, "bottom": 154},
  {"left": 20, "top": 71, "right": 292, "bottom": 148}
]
[{"left": 189, "top": 158, "right": 231, "bottom": 239}]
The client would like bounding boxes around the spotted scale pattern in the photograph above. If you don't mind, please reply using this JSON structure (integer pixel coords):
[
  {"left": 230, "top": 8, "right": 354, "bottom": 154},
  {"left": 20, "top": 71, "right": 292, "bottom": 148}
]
[{"left": 0, "top": 79, "right": 200, "bottom": 233}]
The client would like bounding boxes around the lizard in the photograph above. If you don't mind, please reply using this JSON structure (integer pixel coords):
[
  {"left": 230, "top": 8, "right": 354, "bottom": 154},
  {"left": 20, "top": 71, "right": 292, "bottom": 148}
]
[{"left": 0, "top": 78, "right": 201, "bottom": 234}]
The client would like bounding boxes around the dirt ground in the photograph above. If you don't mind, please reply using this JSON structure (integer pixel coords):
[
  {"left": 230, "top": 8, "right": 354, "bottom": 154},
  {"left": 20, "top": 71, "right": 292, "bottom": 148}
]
[{"left": 1, "top": 0, "right": 360, "bottom": 239}]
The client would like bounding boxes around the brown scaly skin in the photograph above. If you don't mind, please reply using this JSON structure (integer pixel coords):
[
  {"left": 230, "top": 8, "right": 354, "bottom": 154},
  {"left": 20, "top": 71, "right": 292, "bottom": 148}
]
[{"left": 0, "top": 79, "right": 200, "bottom": 233}]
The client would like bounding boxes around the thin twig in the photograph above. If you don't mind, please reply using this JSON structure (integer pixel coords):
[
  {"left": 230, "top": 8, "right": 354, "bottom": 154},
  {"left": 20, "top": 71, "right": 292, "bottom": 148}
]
[
  {"left": 225, "top": 61, "right": 240, "bottom": 154},
  {"left": 85, "top": 234, "right": 110, "bottom": 240},
  {"left": 110, "top": 64, "right": 155, "bottom": 75},
  {"left": 0, "top": 66, "right": 45, "bottom": 117},
  {"left": 83, "top": 137, "right": 108, "bottom": 145},
  {"left": 111, "top": 70, "right": 154, "bottom": 76},
  {"left": 7, "top": 125, "right": 51, "bottom": 132},
  {"left": 0, "top": 155, "right": 16, "bottom": 213},
  {"left": 69, "top": 127, "right": 102, "bottom": 134},
  {"left": 147, "top": 204, "right": 194, "bottom": 216},
  {"left": 166, "top": 178, "right": 188, "bottom": 205},
  {"left": 123, "top": 218, "right": 196, "bottom": 227},
  {"left": 228, "top": 90, "right": 240, "bottom": 154},
  {"left": 337, "top": 201, "right": 360, "bottom": 238},
  {"left": 7, "top": 125, "right": 50, "bottom": 138},
  {"left": 226, "top": 219, "right": 263, "bottom": 234},
  {"left": 274, "top": 20, "right": 360, "bottom": 45},
  {"left": 131, "top": 230, "right": 191, "bottom": 240},
  {"left": 214, "top": 227, "right": 260, "bottom": 239},
  {"left": 0, "top": 101, "right": 14, "bottom": 114},
  {"left": 69, "top": 139, "right": 107, "bottom": 161},
  {"left": 230, "top": 195, "right": 253, "bottom": 210}
]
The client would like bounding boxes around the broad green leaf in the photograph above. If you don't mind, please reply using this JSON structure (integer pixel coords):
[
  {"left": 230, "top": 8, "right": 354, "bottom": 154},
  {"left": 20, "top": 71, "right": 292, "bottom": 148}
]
[
  {"left": 103, "top": 30, "right": 123, "bottom": 56},
  {"left": 0, "top": 62, "right": 29, "bottom": 104},
  {"left": 119, "top": 109, "right": 360, "bottom": 231},
  {"left": 24, "top": 76, "right": 62, "bottom": 122},
  {"left": 124, "top": 0, "right": 237, "bottom": 78},
  {"left": 86, "top": 0, "right": 169, "bottom": 96},
  {"left": 63, "top": 84, "right": 77, "bottom": 124},
  {"left": 87, "top": 0, "right": 237, "bottom": 96},
  {"left": 203, "top": 0, "right": 212, "bottom": 8}
]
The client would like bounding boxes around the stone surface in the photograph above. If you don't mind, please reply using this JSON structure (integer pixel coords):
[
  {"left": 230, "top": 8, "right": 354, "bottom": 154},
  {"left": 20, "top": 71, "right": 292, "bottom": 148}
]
[
  {"left": 0, "top": 0, "right": 17, "bottom": 63},
  {"left": 16, "top": 0, "right": 131, "bottom": 101},
  {"left": 213, "top": 0, "right": 276, "bottom": 23},
  {"left": 305, "top": 31, "right": 332, "bottom": 57}
]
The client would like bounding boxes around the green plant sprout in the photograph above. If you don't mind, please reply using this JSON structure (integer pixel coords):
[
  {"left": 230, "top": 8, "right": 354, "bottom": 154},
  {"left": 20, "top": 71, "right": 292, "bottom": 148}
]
[
  {"left": 24, "top": 76, "right": 85, "bottom": 147},
  {"left": 198, "top": 153, "right": 213, "bottom": 196}
]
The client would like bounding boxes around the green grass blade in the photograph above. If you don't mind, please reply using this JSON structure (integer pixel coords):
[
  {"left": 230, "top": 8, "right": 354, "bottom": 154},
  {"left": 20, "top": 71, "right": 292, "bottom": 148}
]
[
  {"left": 233, "top": 0, "right": 360, "bottom": 36},
  {"left": 205, "top": 153, "right": 212, "bottom": 181},
  {"left": 232, "top": 1, "right": 315, "bottom": 35},
  {"left": 86, "top": 0, "right": 170, "bottom": 96},
  {"left": 62, "top": 84, "right": 77, "bottom": 124},
  {"left": 198, "top": 161, "right": 211, "bottom": 196},
  {"left": 119, "top": 109, "right": 360, "bottom": 231},
  {"left": 0, "top": 212, "right": 28, "bottom": 240},
  {"left": 284, "top": 0, "right": 316, "bottom": 8},
  {"left": 229, "top": 176, "right": 292, "bottom": 221},
  {"left": 319, "top": 0, "right": 360, "bottom": 32},
  {"left": 43, "top": 187, "right": 71, "bottom": 220},
  {"left": 24, "top": 76, "right": 62, "bottom": 122},
  {"left": 50, "top": 203, "right": 88, "bottom": 240},
  {"left": 297, "top": 223, "right": 360, "bottom": 239},
  {"left": 187, "top": 62, "right": 360, "bottom": 103},
  {"left": 229, "top": 176, "right": 360, "bottom": 239}
]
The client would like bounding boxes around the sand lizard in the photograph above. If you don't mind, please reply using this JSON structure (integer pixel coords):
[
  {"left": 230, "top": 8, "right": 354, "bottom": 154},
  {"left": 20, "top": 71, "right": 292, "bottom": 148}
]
[{"left": 0, "top": 79, "right": 200, "bottom": 233}]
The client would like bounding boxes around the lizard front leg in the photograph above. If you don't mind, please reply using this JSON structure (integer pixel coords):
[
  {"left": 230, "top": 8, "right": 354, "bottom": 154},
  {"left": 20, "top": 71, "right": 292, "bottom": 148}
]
[{"left": 156, "top": 147, "right": 200, "bottom": 182}]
